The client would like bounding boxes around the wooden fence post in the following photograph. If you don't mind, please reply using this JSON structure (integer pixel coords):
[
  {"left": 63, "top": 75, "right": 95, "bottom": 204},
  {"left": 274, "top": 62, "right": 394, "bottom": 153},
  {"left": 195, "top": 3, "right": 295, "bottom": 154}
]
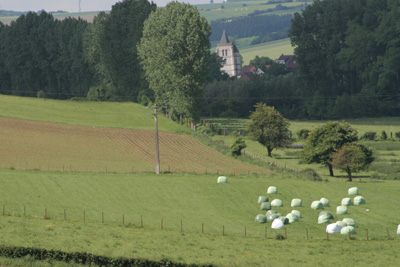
[
  {"left": 102, "top": 212, "right": 104, "bottom": 224},
  {"left": 306, "top": 228, "right": 309, "bottom": 241},
  {"left": 64, "top": 209, "right": 66, "bottom": 220},
  {"left": 45, "top": 208, "right": 47, "bottom": 220},
  {"left": 366, "top": 229, "right": 369, "bottom": 241}
]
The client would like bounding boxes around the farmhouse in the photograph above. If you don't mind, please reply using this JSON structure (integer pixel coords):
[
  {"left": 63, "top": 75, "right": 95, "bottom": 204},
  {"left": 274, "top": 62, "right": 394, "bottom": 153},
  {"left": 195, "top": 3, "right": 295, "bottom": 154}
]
[
  {"left": 275, "top": 54, "right": 298, "bottom": 69},
  {"left": 216, "top": 30, "right": 242, "bottom": 77}
]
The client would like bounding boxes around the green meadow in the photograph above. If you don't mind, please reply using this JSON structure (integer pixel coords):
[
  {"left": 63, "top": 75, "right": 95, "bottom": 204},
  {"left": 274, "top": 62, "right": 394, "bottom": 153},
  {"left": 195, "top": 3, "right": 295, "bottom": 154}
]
[
  {"left": 0, "top": 170, "right": 399, "bottom": 266},
  {"left": 0, "top": 95, "right": 399, "bottom": 266}
]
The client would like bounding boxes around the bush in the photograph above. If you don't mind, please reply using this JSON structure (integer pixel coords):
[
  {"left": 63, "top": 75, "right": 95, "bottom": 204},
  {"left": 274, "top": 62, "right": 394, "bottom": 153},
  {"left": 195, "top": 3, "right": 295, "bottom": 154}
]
[
  {"left": 296, "top": 129, "right": 310, "bottom": 140},
  {"left": 36, "top": 90, "right": 47, "bottom": 98},
  {"left": 230, "top": 137, "right": 247, "bottom": 157},
  {"left": 361, "top": 131, "right": 376, "bottom": 140},
  {"left": 380, "top": 130, "right": 388, "bottom": 140},
  {"left": 395, "top": 132, "right": 400, "bottom": 139},
  {"left": 300, "top": 168, "right": 322, "bottom": 181}
]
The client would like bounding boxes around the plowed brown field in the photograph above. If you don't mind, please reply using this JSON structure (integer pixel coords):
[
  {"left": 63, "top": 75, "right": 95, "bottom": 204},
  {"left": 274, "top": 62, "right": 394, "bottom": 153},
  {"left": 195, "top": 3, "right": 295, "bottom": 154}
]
[{"left": 0, "top": 117, "right": 270, "bottom": 174}]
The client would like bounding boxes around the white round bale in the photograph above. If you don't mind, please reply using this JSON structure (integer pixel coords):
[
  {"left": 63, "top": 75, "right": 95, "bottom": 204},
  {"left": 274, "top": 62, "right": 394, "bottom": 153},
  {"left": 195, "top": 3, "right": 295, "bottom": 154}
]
[
  {"left": 286, "top": 213, "right": 299, "bottom": 223},
  {"left": 291, "top": 210, "right": 301, "bottom": 218},
  {"left": 271, "top": 218, "right": 285, "bottom": 229},
  {"left": 255, "top": 214, "right": 267, "bottom": 223},
  {"left": 267, "top": 186, "right": 278, "bottom": 194},
  {"left": 341, "top": 198, "right": 353, "bottom": 206},
  {"left": 217, "top": 176, "right": 227, "bottom": 183},
  {"left": 342, "top": 218, "right": 355, "bottom": 226},
  {"left": 341, "top": 226, "right": 356, "bottom": 234},
  {"left": 320, "top": 198, "right": 330, "bottom": 207},
  {"left": 326, "top": 223, "right": 342, "bottom": 234},
  {"left": 318, "top": 214, "right": 330, "bottom": 224},
  {"left": 311, "top": 201, "right": 324, "bottom": 210},
  {"left": 291, "top": 198, "right": 302, "bottom": 207},
  {"left": 257, "top": 196, "right": 269, "bottom": 204},
  {"left": 271, "top": 199, "right": 283, "bottom": 207},
  {"left": 260, "top": 202, "right": 271, "bottom": 211},
  {"left": 348, "top": 187, "right": 359, "bottom": 195},
  {"left": 336, "top": 206, "right": 348, "bottom": 215},
  {"left": 354, "top": 196, "right": 366, "bottom": 205},
  {"left": 397, "top": 225, "right": 400, "bottom": 235}
]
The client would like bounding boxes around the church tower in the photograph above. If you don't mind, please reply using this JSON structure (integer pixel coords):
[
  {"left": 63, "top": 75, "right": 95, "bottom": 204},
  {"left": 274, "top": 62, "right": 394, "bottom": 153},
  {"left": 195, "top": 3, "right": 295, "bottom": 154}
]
[{"left": 216, "top": 30, "right": 242, "bottom": 77}]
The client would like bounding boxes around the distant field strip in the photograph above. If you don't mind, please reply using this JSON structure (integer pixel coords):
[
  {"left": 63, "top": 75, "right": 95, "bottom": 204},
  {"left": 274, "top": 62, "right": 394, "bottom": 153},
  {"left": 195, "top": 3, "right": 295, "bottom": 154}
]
[{"left": 0, "top": 117, "right": 269, "bottom": 174}]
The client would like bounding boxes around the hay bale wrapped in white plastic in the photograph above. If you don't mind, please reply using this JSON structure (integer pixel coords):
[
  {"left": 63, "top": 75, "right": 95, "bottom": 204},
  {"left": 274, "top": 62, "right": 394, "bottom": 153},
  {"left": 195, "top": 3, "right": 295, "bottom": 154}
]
[
  {"left": 342, "top": 218, "right": 355, "bottom": 226},
  {"left": 354, "top": 196, "right": 366, "bottom": 205},
  {"left": 336, "top": 221, "right": 347, "bottom": 228},
  {"left": 271, "top": 199, "right": 283, "bottom": 207},
  {"left": 320, "top": 198, "right": 330, "bottom": 207},
  {"left": 341, "top": 198, "right": 353, "bottom": 206},
  {"left": 291, "top": 198, "right": 302, "bottom": 207},
  {"left": 266, "top": 213, "right": 280, "bottom": 222},
  {"left": 397, "top": 225, "right": 400, "bottom": 235},
  {"left": 271, "top": 218, "right": 285, "bottom": 229},
  {"left": 326, "top": 223, "right": 342, "bottom": 234},
  {"left": 255, "top": 214, "right": 267, "bottom": 223},
  {"left": 348, "top": 187, "right": 358, "bottom": 195},
  {"left": 318, "top": 214, "right": 330, "bottom": 224},
  {"left": 319, "top": 211, "right": 334, "bottom": 220},
  {"left": 341, "top": 226, "right": 355, "bottom": 234},
  {"left": 267, "top": 186, "right": 278, "bottom": 194},
  {"left": 257, "top": 196, "right": 269, "bottom": 204},
  {"left": 217, "top": 176, "right": 227, "bottom": 183},
  {"left": 336, "top": 206, "right": 348, "bottom": 214},
  {"left": 286, "top": 213, "right": 299, "bottom": 223},
  {"left": 279, "top": 216, "right": 289, "bottom": 225},
  {"left": 311, "top": 201, "right": 324, "bottom": 210},
  {"left": 260, "top": 202, "right": 271, "bottom": 211},
  {"left": 291, "top": 210, "right": 301, "bottom": 218}
]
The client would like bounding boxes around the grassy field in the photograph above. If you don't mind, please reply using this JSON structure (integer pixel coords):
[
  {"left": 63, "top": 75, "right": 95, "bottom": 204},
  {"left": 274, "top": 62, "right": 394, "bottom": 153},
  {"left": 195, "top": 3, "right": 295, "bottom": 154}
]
[
  {"left": 240, "top": 38, "right": 294, "bottom": 64},
  {"left": 0, "top": 169, "right": 398, "bottom": 266},
  {"left": 198, "top": 1, "right": 307, "bottom": 22},
  {"left": 203, "top": 117, "right": 400, "bottom": 179}
]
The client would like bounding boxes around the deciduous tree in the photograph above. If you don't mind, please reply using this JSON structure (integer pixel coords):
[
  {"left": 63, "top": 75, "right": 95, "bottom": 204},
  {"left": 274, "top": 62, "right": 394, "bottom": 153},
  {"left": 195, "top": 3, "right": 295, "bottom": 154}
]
[
  {"left": 138, "top": 2, "right": 211, "bottom": 125},
  {"left": 247, "top": 103, "right": 291, "bottom": 157},
  {"left": 331, "top": 143, "right": 374, "bottom": 182},
  {"left": 303, "top": 121, "right": 358, "bottom": 176}
]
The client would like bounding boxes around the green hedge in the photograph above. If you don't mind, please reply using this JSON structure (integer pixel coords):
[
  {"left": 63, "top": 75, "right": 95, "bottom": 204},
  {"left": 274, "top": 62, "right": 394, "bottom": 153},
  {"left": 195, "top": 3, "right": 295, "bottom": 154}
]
[{"left": 0, "top": 245, "right": 217, "bottom": 267}]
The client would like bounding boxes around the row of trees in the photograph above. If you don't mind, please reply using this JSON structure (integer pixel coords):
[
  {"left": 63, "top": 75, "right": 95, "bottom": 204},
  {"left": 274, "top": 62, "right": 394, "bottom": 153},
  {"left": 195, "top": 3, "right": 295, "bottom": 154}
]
[
  {"left": 247, "top": 104, "right": 374, "bottom": 181},
  {"left": 0, "top": 0, "right": 213, "bottom": 123}
]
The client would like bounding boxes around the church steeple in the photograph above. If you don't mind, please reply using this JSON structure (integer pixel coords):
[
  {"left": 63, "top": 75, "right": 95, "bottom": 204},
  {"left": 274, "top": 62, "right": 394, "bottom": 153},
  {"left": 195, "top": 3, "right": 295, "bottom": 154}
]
[
  {"left": 216, "top": 30, "right": 242, "bottom": 77},
  {"left": 220, "top": 30, "right": 230, "bottom": 44}
]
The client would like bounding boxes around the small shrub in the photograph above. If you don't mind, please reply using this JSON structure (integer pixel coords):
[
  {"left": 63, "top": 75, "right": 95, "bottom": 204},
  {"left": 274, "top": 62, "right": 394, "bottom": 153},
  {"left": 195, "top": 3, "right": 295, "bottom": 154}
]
[
  {"left": 230, "top": 137, "right": 247, "bottom": 157},
  {"left": 300, "top": 168, "right": 322, "bottom": 181},
  {"left": 395, "top": 132, "right": 400, "bottom": 139},
  {"left": 296, "top": 129, "right": 310, "bottom": 140},
  {"left": 37, "top": 90, "right": 47, "bottom": 98},
  {"left": 361, "top": 131, "right": 376, "bottom": 140},
  {"left": 275, "top": 234, "right": 285, "bottom": 240},
  {"left": 380, "top": 130, "right": 388, "bottom": 140}
]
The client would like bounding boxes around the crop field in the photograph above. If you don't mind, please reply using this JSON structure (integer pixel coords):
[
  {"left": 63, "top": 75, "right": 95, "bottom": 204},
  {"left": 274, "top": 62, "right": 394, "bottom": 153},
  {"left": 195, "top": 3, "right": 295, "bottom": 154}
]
[
  {"left": 0, "top": 117, "right": 268, "bottom": 175},
  {"left": 0, "top": 170, "right": 398, "bottom": 266}
]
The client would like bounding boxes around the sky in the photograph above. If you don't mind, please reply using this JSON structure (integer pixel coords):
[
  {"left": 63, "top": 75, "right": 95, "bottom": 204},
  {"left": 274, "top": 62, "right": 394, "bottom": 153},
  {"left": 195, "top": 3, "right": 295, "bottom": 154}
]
[{"left": 0, "top": 0, "right": 223, "bottom": 13}]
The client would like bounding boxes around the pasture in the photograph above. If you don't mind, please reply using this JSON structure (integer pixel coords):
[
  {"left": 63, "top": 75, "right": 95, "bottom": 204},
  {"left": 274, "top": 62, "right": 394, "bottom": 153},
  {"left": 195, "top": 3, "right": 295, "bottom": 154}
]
[
  {"left": 203, "top": 117, "right": 400, "bottom": 179},
  {"left": 0, "top": 170, "right": 398, "bottom": 266}
]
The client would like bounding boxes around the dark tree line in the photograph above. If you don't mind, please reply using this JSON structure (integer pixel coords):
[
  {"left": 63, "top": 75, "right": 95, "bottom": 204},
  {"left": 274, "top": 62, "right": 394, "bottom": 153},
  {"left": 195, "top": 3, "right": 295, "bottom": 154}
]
[
  {"left": 0, "top": 0, "right": 155, "bottom": 101},
  {"left": 204, "top": 0, "right": 400, "bottom": 120}
]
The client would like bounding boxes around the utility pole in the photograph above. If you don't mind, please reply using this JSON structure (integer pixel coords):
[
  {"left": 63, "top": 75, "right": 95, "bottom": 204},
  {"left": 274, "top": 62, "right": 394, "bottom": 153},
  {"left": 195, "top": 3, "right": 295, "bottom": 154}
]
[{"left": 153, "top": 104, "right": 160, "bottom": 174}]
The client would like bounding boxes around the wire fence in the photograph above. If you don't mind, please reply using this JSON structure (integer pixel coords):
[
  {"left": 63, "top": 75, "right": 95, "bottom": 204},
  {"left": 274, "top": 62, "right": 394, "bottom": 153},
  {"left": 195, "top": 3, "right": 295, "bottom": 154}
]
[{"left": 1, "top": 203, "right": 398, "bottom": 242}]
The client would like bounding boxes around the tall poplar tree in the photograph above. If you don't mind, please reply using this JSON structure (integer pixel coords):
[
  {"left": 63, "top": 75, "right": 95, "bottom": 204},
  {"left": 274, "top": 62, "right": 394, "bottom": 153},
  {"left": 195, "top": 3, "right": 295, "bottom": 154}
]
[{"left": 138, "top": 2, "right": 211, "bottom": 126}]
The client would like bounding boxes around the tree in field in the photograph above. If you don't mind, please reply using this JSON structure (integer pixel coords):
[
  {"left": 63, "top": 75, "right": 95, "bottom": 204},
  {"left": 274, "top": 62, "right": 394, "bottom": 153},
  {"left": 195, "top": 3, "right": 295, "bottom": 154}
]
[
  {"left": 230, "top": 137, "right": 247, "bottom": 157},
  {"left": 138, "top": 2, "right": 211, "bottom": 126},
  {"left": 247, "top": 103, "right": 291, "bottom": 157},
  {"left": 303, "top": 121, "right": 358, "bottom": 176},
  {"left": 331, "top": 143, "right": 374, "bottom": 182},
  {"left": 98, "top": 0, "right": 156, "bottom": 100}
]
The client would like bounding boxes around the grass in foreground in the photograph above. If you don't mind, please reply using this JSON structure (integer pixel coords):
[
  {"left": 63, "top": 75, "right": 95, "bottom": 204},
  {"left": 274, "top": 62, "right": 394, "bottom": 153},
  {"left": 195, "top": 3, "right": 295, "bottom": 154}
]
[{"left": 0, "top": 169, "right": 398, "bottom": 266}]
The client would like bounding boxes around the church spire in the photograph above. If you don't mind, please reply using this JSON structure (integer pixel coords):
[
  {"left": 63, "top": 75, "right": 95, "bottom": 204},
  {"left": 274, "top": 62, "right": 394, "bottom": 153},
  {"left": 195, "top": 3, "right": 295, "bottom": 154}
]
[{"left": 220, "top": 30, "right": 230, "bottom": 44}]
